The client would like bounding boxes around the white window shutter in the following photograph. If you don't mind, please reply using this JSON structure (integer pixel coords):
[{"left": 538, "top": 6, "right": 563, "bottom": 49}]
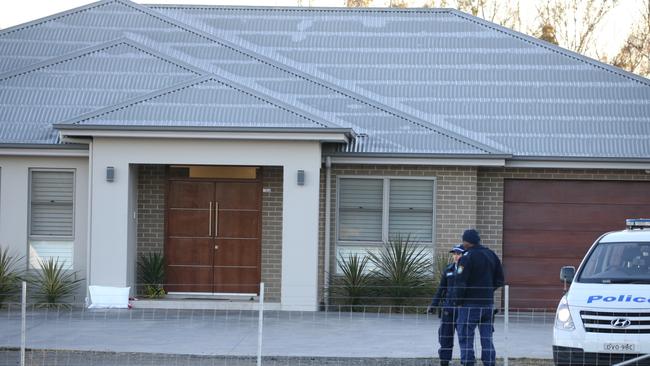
[
  {"left": 338, "top": 178, "right": 383, "bottom": 241},
  {"left": 30, "top": 171, "right": 74, "bottom": 237},
  {"left": 388, "top": 179, "right": 434, "bottom": 242}
]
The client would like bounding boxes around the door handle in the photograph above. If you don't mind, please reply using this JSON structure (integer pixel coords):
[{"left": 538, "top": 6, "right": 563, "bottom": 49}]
[
  {"left": 214, "top": 245, "right": 219, "bottom": 250},
  {"left": 215, "top": 201, "right": 219, "bottom": 237},
  {"left": 208, "top": 201, "right": 213, "bottom": 237}
]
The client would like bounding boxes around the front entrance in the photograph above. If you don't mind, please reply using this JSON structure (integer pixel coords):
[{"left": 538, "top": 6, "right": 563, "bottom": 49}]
[{"left": 165, "top": 169, "right": 261, "bottom": 294}]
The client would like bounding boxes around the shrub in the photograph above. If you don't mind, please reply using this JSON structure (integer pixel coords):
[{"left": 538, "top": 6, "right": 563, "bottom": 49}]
[
  {"left": 0, "top": 247, "right": 23, "bottom": 306},
  {"left": 137, "top": 253, "right": 166, "bottom": 299},
  {"left": 30, "top": 258, "right": 83, "bottom": 308},
  {"left": 366, "top": 234, "right": 433, "bottom": 308},
  {"left": 334, "top": 253, "right": 372, "bottom": 307}
]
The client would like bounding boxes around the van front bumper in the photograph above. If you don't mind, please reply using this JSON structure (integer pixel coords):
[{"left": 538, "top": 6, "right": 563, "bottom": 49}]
[{"left": 553, "top": 346, "right": 650, "bottom": 366}]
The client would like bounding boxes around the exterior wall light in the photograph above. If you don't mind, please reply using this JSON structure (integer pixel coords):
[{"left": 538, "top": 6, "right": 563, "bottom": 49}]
[
  {"left": 106, "top": 166, "right": 115, "bottom": 182},
  {"left": 297, "top": 170, "right": 305, "bottom": 186}
]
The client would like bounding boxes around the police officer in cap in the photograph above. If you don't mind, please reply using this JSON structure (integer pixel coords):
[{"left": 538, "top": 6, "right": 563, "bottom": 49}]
[
  {"left": 428, "top": 244, "right": 466, "bottom": 366},
  {"left": 454, "top": 229, "right": 504, "bottom": 366}
]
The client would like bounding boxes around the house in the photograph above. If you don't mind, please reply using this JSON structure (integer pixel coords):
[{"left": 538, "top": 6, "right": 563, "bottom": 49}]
[{"left": 1, "top": 0, "right": 649, "bottom": 310}]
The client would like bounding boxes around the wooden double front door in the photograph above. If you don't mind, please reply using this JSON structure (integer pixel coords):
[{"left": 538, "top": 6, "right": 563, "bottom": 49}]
[{"left": 165, "top": 178, "right": 261, "bottom": 294}]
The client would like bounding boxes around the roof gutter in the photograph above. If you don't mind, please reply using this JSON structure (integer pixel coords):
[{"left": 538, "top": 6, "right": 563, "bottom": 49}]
[
  {"left": 326, "top": 153, "right": 650, "bottom": 170},
  {"left": 326, "top": 152, "right": 510, "bottom": 167},
  {"left": 506, "top": 156, "right": 650, "bottom": 170},
  {"left": 54, "top": 125, "right": 354, "bottom": 143},
  {"left": 0, "top": 143, "right": 89, "bottom": 157}
]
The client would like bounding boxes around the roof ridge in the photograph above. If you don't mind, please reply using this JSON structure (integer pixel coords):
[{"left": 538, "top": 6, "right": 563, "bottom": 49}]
[
  {"left": 149, "top": 5, "right": 452, "bottom": 13},
  {"left": 0, "top": 0, "right": 115, "bottom": 38},
  {"left": 448, "top": 9, "right": 650, "bottom": 88},
  {"left": 0, "top": 38, "right": 203, "bottom": 82},
  {"left": 129, "top": 1, "right": 498, "bottom": 154},
  {"left": 59, "top": 74, "right": 339, "bottom": 129}
]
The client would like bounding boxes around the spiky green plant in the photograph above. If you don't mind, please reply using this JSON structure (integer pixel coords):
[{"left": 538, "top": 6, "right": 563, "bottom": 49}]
[
  {"left": 30, "top": 258, "right": 82, "bottom": 308},
  {"left": 137, "top": 253, "right": 165, "bottom": 298},
  {"left": 336, "top": 253, "right": 372, "bottom": 306},
  {"left": 432, "top": 248, "right": 453, "bottom": 289},
  {"left": 366, "top": 234, "right": 433, "bottom": 307},
  {"left": 0, "top": 247, "right": 23, "bottom": 306}
]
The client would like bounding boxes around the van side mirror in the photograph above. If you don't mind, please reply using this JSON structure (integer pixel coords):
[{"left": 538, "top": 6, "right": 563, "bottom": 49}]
[{"left": 560, "top": 266, "right": 575, "bottom": 283}]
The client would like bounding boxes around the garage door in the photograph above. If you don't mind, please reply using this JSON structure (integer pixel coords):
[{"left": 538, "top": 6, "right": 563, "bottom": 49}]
[{"left": 503, "top": 179, "right": 650, "bottom": 310}]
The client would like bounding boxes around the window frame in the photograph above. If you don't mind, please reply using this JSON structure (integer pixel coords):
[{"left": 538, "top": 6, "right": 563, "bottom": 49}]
[
  {"left": 335, "top": 175, "right": 436, "bottom": 248},
  {"left": 27, "top": 168, "right": 76, "bottom": 269}
]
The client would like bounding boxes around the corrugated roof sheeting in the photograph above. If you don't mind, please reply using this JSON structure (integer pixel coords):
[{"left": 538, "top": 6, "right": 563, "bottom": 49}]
[
  {"left": 0, "top": 40, "right": 200, "bottom": 143},
  {"left": 0, "top": 0, "right": 486, "bottom": 154},
  {"left": 1, "top": 1, "right": 648, "bottom": 158},
  {"left": 155, "top": 5, "right": 650, "bottom": 158},
  {"left": 68, "top": 77, "right": 337, "bottom": 128}
]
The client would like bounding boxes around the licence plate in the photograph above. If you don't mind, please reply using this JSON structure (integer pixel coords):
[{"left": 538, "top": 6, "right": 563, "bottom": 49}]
[{"left": 603, "top": 343, "right": 636, "bottom": 352}]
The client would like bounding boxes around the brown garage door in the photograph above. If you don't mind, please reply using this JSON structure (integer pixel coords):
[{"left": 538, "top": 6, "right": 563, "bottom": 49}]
[{"left": 503, "top": 179, "right": 650, "bottom": 310}]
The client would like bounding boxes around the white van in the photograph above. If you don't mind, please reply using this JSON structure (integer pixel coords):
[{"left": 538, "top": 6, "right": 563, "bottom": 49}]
[{"left": 553, "top": 219, "right": 650, "bottom": 366}]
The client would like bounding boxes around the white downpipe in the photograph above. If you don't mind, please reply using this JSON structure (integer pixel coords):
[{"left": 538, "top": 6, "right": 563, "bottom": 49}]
[
  {"left": 257, "top": 282, "right": 265, "bottom": 366},
  {"left": 85, "top": 140, "right": 94, "bottom": 299},
  {"left": 20, "top": 281, "right": 26, "bottom": 366},
  {"left": 504, "top": 285, "right": 510, "bottom": 366},
  {"left": 323, "top": 157, "right": 332, "bottom": 306}
]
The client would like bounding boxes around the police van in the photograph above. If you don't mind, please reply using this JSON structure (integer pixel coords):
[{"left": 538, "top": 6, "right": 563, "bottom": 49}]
[{"left": 553, "top": 219, "right": 650, "bottom": 366}]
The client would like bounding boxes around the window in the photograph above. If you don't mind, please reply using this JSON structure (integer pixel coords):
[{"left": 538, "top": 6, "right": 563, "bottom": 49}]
[
  {"left": 338, "top": 178, "right": 383, "bottom": 242},
  {"left": 388, "top": 179, "right": 434, "bottom": 242},
  {"left": 337, "top": 177, "right": 435, "bottom": 245},
  {"left": 29, "top": 170, "right": 74, "bottom": 269}
]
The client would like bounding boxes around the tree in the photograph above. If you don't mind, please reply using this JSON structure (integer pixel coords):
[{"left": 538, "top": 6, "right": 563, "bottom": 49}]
[
  {"left": 347, "top": 0, "right": 373, "bottom": 7},
  {"left": 457, "top": 0, "right": 521, "bottom": 29},
  {"left": 610, "top": 0, "right": 650, "bottom": 77},
  {"left": 532, "top": 0, "right": 619, "bottom": 57},
  {"left": 390, "top": 0, "right": 409, "bottom": 8},
  {"left": 420, "top": 0, "right": 521, "bottom": 30},
  {"left": 538, "top": 24, "right": 559, "bottom": 45}
]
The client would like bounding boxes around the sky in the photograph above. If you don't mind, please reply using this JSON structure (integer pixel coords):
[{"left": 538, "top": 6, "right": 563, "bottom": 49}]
[{"left": 0, "top": 0, "right": 644, "bottom": 57}]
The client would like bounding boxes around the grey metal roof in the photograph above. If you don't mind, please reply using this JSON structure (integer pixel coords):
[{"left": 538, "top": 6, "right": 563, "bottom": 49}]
[
  {"left": 60, "top": 75, "right": 342, "bottom": 129},
  {"left": 0, "top": 0, "right": 487, "bottom": 155},
  {"left": 153, "top": 5, "right": 650, "bottom": 158},
  {"left": 0, "top": 39, "right": 201, "bottom": 143},
  {"left": 0, "top": 0, "right": 648, "bottom": 159}
]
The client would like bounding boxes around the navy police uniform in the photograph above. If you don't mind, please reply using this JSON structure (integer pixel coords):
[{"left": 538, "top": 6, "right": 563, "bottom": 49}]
[
  {"left": 429, "top": 245, "right": 464, "bottom": 366},
  {"left": 454, "top": 229, "right": 504, "bottom": 366}
]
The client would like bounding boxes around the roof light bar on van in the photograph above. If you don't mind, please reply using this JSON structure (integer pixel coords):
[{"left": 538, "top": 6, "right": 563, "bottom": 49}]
[{"left": 626, "top": 218, "right": 650, "bottom": 230}]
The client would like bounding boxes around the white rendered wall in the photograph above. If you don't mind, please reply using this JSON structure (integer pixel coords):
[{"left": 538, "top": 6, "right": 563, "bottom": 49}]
[
  {"left": 0, "top": 156, "right": 89, "bottom": 287},
  {"left": 90, "top": 138, "right": 322, "bottom": 310}
]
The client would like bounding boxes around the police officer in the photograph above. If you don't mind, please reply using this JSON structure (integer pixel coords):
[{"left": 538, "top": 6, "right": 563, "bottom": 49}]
[
  {"left": 454, "top": 229, "right": 504, "bottom": 366},
  {"left": 428, "top": 244, "right": 465, "bottom": 366}
]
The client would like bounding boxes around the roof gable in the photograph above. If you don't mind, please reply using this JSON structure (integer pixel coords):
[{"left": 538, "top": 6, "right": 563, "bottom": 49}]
[
  {"left": 0, "top": 39, "right": 201, "bottom": 144},
  {"left": 59, "top": 75, "right": 341, "bottom": 129}
]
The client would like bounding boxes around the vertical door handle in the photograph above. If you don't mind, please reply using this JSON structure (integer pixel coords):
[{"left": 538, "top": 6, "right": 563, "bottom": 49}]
[
  {"left": 208, "top": 201, "right": 213, "bottom": 237},
  {"left": 215, "top": 202, "right": 219, "bottom": 237}
]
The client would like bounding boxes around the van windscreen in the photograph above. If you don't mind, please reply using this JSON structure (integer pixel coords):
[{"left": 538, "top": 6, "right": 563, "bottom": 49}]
[{"left": 578, "top": 242, "right": 650, "bottom": 284}]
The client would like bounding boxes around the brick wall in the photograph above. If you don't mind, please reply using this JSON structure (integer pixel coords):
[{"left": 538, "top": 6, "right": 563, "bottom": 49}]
[
  {"left": 137, "top": 165, "right": 166, "bottom": 258},
  {"left": 476, "top": 168, "right": 650, "bottom": 257},
  {"left": 318, "top": 164, "right": 478, "bottom": 302},
  {"left": 261, "top": 166, "right": 283, "bottom": 302},
  {"left": 135, "top": 165, "right": 283, "bottom": 302}
]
